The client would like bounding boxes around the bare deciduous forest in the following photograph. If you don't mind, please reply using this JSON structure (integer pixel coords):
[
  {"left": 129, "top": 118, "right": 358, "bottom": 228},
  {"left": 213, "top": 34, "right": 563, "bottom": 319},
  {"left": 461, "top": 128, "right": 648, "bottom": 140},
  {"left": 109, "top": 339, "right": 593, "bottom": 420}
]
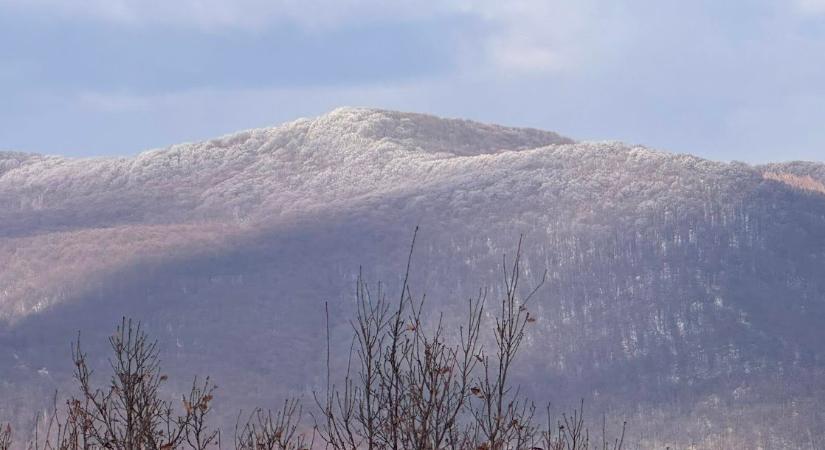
[{"left": 0, "top": 237, "right": 627, "bottom": 450}]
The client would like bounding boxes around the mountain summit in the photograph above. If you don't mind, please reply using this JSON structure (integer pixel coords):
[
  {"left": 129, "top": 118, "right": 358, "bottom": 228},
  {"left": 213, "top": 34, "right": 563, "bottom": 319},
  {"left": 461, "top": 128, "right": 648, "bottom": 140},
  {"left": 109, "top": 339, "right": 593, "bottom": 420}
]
[{"left": 1, "top": 109, "right": 824, "bottom": 448}]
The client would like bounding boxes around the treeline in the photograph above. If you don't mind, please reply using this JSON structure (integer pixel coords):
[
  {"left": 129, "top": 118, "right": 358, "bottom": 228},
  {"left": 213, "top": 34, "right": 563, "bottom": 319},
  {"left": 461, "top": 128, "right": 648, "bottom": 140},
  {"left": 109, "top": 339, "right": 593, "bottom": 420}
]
[{"left": 1, "top": 238, "right": 626, "bottom": 450}]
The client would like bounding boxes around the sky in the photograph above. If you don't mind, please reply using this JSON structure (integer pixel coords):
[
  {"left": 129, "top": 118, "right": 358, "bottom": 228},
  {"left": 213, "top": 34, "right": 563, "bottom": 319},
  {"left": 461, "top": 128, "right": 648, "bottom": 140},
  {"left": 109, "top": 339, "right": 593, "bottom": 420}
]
[{"left": 1, "top": 0, "right": 824, "bottom": 162}]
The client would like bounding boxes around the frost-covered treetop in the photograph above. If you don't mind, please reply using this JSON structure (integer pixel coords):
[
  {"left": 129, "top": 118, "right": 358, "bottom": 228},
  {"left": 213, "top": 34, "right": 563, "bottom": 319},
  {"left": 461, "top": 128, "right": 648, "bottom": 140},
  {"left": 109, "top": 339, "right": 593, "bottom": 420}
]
[
  {"left": 1, "top": 107, "right": 790, "bottom": 232},
  {"left": 1, "top": 107, "right": 823, "bottom": 259}
]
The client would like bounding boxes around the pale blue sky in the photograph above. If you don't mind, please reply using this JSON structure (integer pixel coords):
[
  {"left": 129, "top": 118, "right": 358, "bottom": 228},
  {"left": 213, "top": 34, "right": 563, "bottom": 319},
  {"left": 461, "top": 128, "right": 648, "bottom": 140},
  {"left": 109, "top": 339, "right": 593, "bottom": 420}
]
[{"left": 1, "top": 0, "right": 824, "bottom": 162}]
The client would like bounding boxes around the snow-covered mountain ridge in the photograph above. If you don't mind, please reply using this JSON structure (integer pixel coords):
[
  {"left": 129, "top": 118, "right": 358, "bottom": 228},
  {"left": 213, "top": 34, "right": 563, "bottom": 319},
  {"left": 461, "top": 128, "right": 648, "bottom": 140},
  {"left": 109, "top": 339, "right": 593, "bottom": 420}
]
[
  {"left": 3, "top": 107, "right": 792, "bottom": 238},
  {"left": 1, "top": 108, "right": 575, "bottom": 229}
]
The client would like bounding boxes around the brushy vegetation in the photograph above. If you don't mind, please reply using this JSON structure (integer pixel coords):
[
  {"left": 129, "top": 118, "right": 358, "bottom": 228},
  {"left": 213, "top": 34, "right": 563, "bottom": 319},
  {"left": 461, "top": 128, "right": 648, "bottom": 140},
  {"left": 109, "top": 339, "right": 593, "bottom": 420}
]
[{"left": 1, "top": 235, "right": 626, "bottom": 450}]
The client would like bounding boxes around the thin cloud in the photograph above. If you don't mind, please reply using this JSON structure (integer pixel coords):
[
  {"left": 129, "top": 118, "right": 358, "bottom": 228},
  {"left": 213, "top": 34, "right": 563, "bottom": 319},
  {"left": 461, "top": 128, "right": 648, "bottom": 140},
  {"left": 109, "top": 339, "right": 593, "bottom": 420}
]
[
  {"left": 795, "top": 0, "right": 825, "bottom": 15},
  {"left": 465, "top": 0, "right": 631, "bottom": 75},
  {"left": 0, "top": 0, "right": 618, "bottom": 74},
  {"left": 0, "top": 0, "right": 450, "bottom": 30}
]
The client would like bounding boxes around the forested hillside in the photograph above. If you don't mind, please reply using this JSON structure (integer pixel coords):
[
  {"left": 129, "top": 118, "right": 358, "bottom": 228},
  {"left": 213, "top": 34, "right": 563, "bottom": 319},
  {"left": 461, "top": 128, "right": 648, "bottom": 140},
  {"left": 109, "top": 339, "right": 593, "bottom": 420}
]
[{"left": 1, "top": 108, "right": 824, "bottom": 448}]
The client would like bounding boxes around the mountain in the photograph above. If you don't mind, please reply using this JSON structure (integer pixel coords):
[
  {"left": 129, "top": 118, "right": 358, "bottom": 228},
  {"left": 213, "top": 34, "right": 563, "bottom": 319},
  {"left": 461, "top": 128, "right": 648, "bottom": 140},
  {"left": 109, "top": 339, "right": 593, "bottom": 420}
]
[{"left": 2, "top": 108, "right": 825, "bottom": 448}]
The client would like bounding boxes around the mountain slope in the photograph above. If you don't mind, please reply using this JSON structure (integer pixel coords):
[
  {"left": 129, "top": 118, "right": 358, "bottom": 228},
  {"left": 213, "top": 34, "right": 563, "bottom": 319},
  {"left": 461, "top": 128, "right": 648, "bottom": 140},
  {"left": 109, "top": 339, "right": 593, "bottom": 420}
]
[{"left": 1, "top": 108, "right": 824, "bottom": 448}]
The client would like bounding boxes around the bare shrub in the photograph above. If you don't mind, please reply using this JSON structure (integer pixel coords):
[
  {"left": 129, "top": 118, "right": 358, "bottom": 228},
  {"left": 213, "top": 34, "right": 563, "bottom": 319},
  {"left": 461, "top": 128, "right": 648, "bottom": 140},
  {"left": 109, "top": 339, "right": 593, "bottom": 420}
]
[
  {"left": 0, "top": 424, "right": 11, "bottom": 450},
  {"left": 315, "top": 231, "right": 627, "bottom": 450},
  {"left": 24, "top": 318, "right": 219, "bottom": 450},
  {"left": 234, "top": 400, "right": 312, "bottom": 450}
]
